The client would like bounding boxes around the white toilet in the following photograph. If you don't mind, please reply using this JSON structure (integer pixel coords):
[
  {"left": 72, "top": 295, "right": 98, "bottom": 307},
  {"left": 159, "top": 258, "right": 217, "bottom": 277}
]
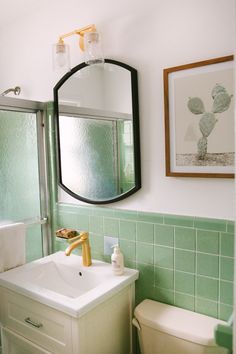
[{"left": 133, "top": 300, "right": 228, "bottom": 354}]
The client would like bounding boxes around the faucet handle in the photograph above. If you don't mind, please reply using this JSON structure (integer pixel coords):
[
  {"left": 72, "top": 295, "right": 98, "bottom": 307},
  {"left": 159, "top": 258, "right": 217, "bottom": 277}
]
[
  {"left": 66, "top": 231, "right": 89, "bottom": 243},
  {"left": 55, "top": 228, "right": 78, "bottom": 239},
  {"left": 67, "top": 234, "right": 81, "bottom": 243}
]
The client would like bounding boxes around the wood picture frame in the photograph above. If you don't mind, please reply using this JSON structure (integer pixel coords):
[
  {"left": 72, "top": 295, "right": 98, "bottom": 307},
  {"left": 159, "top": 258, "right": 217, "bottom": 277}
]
[{"left": 164, "top": 55, "right": 234, "bottom": 178}]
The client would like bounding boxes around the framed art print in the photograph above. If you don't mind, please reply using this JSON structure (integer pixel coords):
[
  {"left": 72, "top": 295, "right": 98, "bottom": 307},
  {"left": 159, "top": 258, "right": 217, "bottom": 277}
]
[{"left": 164, "top": 55, "right": 234, "bottom": 178}]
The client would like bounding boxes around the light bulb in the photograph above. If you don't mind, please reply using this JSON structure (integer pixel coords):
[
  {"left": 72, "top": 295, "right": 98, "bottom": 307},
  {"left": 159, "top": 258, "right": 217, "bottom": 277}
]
[
  {"left": 83, "top": 32, "right": 104, "bottom": 65},
  {"left": 52, "top": 42, "right": 70, "bottom": 71}
]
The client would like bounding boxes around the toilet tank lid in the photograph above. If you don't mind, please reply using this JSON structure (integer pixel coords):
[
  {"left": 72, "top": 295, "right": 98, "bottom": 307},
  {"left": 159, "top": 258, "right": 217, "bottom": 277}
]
[{"left": 134, "top": 300, "right": 227, "bottom": 346}]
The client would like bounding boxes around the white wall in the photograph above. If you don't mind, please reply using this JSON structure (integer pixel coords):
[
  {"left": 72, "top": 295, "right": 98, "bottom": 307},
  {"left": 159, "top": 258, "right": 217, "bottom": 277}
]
[{"left": 0, "top": 0, "right": 235, "bottom": 219}]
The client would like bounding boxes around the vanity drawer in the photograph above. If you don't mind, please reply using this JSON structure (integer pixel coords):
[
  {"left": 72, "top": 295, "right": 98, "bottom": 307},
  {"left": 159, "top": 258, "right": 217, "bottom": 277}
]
[
  {"left": 2, "top": 327, "right": 52, "bottom": 354},
  {"left": 1, "top": 289, "right": 72, "bottom": 354}
]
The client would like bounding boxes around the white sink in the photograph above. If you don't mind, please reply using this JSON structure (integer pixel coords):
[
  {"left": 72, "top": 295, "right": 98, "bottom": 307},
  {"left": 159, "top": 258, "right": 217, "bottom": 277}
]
[
  {"left": 0, "top": 251, "right": 139, "bottom": 317},
  {"left": 17, "top": 260, "right": 105, "bottom": 298}
]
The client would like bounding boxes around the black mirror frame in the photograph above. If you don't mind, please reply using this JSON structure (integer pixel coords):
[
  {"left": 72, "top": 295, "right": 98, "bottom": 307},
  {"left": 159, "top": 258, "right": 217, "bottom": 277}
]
[{"left": 53, "top": 59, "right": 141, "bottom": 204}]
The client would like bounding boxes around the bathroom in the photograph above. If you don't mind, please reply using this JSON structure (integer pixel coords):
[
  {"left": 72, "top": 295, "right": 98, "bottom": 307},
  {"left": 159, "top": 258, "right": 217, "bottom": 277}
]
[{"left": 0, "top": 0, "right": 235, "bottom": 353}]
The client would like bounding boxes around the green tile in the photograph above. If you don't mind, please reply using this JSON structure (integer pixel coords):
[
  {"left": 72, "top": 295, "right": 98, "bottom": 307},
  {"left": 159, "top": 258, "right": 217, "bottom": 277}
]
[
  {"left": 120, "top": 220, "right": 136, "bottom": 241},
  {"left": 136, "top": 243, "right": 154, "bottom": 264},
  {"left": 136, "top": 283, "right": 155, "bottom": 306},
  {"left": 119, "top": 239, "right": 136, "bottom": 261},
  {"left": 155, "top": 267, "right": 174, "bottom": 290},
  {"left": 221, "top": 233, "right": 234, "bottom": 257},
  {"left": 61, "top": 205, "right": 92, "bottom": 218},
  {"left": 220, "top": 257, "right": 234, "bottom": 281},
  {"left": 197, "top": 230, "right": 219, "bottom": 254},
  {"left": 57, "top": 212, "right": 89, "bottom": 230},
  {"left": 124, "top": 259, "right": 136, "bottom": 269},
  {"left": 104, "top": 218, "right": 119, "bottom": 237},
  {"left": 57, "top": 212, "right": 79, "bottom": 229},
  {"left": 55, "top": 240, "right": 66, "bottom": 252},
  {"left": 136, "top": 263, "right": 154, "bottom": 282},
  {"left": 196, "top": 276, "right": 218, "bottom": 301},
  {"left": 220, "top": 281, "right": 234, "bottom": 305},
  {"left": 137, "top": 211, "right": 164, "bottom": 224},
  {"left": 154, "top": 246, "right": 174, "bottom": 269},
  {"left": 74, "top": 214, "right": 90, "bottom": 230},
  {"left": 137, "top": 222, "right": 154, "bottom": 243},
  {"left": 92, "top": 253, "right": 106, "bottom": 262},
  {"left": 194, "top": 218, "right": 226, "bottom": 232},
  {"left": 102, "top": 254, "right": 111, "bottom": 263},
  {"left": 164, "top": 215, "right": 194, "bottom": 227},
  {"left": 175, "top": 249, "right": 195, "bottom": 273},
  {"left": 89, "top": 215, "right": 103, "bottom": 234},
  {"left": 152, "top": 287, "right": 174, "bottom": 305},
  {"left": 174, "top": 293, "right": 195, "bottom": 311},
  {"left": 226, "top": 221, "right": 234, "bottom": 234},
  {"left": 175, "top": 271, "right": 195, "bottom": 295},
  {"left": 219, "top": 304, "right": 233, "bottom": 321},
  {"left": 175, "top": 227, "right": 196, "bottom": 250},
  {"left": 195, "top": 298, "right": 218, "bottom": 318},
  {"left": 154, "top": 225, "right": 174, "bottom": 246},
  {"left": 114, "top": 209, "right": 137, "bottom": 220},
  {"left": 93, "top": 207, "right": 115, "bottom": 217},
  {"left": 89, "top": 234, "right": 104, "bottom": 255},
  {"left": 58, "top": 203, "right": 89, "bottom": 215},
  {"left": 73, "top": 205, "right": 93, "bottom": 216},
  {"left": 136, "top": 263, "right": 155, "bottom": 295},
  {"left": 197, "top": 253, "right": 219, "bottom": 278}
]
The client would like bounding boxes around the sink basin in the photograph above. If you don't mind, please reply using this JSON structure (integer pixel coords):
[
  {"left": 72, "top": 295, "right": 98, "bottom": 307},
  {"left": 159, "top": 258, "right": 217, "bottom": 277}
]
[
  {"left": 17, "top": 260, "right": 105, "bottom": 298},
  {"left": 0, "top": 251, "right": 138, "bottom": 317}
]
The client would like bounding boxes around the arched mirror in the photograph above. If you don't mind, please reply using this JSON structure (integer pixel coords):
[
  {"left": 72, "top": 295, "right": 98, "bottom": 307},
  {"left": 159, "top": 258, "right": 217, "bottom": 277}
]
[{"left": 54, "top": 59, "right": 141, "bottom": 204}]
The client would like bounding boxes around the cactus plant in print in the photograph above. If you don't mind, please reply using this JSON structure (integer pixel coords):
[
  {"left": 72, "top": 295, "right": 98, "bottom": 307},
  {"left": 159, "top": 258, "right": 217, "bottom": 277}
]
[
  {"left": 187, "top": 84, "right": 233, "bottom": 159},
  {"left": 197, "top": 137, "right": 208, "bottom": 159}
]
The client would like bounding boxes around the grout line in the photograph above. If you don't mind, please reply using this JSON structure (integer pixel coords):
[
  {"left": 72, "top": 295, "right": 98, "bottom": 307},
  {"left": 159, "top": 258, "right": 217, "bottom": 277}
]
[
  {"left": 218, "top": 232, "right": 224, "bottom": 318},
  {"left": 118, "top": 238, "right": 234, "bottom": 259},
  {"left": 153, "top": 235, "right": 155, "bottom": 282},
  {"left": 173, "top": 226, "right": 176, "bottom": 304},
  {"left": 194, "top": 231, "right": 198, "bottom": 312},
  {"left": 218, "top": 233, "right": 222, "bottom": 318}
]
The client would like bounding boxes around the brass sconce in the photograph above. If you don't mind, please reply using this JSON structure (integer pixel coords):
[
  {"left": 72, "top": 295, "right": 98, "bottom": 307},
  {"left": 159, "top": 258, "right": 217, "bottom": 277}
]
[{"left": 53, "top": 24, "right": 104, "bottom": 70}]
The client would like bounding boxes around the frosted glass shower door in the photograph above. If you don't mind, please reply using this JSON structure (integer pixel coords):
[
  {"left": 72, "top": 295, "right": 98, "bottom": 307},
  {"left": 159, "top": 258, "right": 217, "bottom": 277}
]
[{"left": 0, "top": 109, "right": 45, "bottom": 262}]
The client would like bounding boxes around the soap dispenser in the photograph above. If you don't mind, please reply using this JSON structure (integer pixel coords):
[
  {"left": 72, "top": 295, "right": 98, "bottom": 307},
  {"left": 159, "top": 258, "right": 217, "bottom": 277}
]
[{"left": 111, "top": 245, "right": 124, "bottom": 275}]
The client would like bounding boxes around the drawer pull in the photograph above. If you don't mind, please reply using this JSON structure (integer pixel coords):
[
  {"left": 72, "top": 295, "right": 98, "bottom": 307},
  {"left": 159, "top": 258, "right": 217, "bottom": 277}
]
[{"left": 24, "top": 317, "right": 43, "bottom": 328}]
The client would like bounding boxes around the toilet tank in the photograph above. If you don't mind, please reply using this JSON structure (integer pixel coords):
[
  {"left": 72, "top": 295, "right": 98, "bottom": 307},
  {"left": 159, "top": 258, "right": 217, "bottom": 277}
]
[{"left": 134, "top": 300, "right": 228, "bottom": 354}]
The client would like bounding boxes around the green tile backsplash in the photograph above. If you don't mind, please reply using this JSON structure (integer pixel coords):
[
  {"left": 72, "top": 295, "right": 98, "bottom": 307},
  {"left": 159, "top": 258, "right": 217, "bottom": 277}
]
[{"left": 54, "top": 204, "right": 234, "bottom": 321}]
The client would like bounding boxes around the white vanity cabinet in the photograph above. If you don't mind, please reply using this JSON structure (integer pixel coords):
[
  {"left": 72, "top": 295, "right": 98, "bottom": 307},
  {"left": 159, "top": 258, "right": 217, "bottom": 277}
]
[
  {"left": 2, "top": 328, "right": 51, "bottom": 354},
  {"left": 0, "top": 284, "right": 135, "bottom": 354}
]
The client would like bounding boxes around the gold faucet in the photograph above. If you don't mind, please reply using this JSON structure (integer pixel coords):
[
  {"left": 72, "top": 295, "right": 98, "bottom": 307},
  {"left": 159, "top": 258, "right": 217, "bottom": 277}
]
[{"left": 65, "top": 231, "right": 92, "bottom": 267}]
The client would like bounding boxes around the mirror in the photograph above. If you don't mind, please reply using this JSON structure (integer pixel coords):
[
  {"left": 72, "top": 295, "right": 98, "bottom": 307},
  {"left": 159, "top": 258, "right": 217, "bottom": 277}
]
[{"left": 54, "top": 59, "right": 141, "bottom": 204}]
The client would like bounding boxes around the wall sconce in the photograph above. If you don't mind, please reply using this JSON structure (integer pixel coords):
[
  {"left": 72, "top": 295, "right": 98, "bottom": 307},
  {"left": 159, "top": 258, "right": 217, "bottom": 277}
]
[{"left": 52, "top": 24, "right": 104, "bottom": 71}]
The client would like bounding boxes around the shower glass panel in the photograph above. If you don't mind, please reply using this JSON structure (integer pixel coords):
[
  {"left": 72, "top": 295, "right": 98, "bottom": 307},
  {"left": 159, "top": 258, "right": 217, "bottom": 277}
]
[
  {"left": 59, "top": 115, "right": 119, "bottom": 200},
  {"left": 0, "top": 110, "right": 43, "bottom": 262},
  {"left": 58, "top": 114, "right": 135, "bottom": 202}
]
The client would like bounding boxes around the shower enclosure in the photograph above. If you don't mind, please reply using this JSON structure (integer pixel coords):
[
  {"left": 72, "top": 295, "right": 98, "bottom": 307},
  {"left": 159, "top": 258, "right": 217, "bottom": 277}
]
[{"left": 0, "top": 97, "right": 50, "bottom": 262}]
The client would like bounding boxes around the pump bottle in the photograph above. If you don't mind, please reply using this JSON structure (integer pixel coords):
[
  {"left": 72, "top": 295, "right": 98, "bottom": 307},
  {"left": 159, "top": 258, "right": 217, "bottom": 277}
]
[{"left": 111, "top": 245, "right": 124, "bottom": 275}]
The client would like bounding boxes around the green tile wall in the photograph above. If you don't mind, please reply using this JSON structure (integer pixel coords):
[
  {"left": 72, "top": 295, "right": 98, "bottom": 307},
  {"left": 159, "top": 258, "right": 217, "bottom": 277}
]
[{"left": 54, "top": 204, "right": 234, "bottom": 321}]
